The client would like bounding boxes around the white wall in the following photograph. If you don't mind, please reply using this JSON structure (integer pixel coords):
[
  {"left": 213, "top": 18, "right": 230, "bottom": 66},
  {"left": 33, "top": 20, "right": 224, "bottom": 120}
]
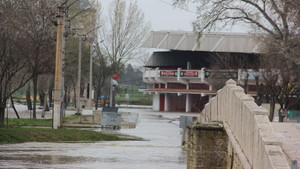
[{"left": 153, "top": 94, "right": 160, "bottom": 111}]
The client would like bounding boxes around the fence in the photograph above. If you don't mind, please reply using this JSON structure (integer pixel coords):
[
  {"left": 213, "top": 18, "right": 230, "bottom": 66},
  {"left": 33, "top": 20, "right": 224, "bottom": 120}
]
[
  {"left": 287, "top": 110, "right": 300, "bottom": 123},
  {"left": 198, "top": 79, "right": 290, "bottom": 169}
]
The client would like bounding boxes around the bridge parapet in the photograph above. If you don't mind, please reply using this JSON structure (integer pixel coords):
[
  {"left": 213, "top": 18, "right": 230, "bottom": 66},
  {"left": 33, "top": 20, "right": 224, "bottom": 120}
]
[{"left": 197, "top": 79, "right": 290, "bottom": 169}]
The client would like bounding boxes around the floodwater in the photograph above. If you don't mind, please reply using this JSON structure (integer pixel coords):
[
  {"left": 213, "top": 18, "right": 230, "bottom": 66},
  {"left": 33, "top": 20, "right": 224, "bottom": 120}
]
[{"left": 0, "top": 108, "right": 190, "bottom": 169}]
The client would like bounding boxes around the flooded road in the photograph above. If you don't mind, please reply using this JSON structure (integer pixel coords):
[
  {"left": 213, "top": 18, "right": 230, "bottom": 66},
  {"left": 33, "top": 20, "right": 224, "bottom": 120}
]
[{"left": 0, "top": 109, "right": 190, "bottom": 169}]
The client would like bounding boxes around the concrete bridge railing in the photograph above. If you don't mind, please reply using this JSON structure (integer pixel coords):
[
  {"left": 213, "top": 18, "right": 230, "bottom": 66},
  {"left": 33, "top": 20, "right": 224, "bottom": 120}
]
[{"left": 197, "top": 79, "right": 290, "bottom": 169}]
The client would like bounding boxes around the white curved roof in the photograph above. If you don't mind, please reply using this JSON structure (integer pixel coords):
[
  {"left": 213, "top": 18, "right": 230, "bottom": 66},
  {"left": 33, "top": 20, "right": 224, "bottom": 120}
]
[{"left": 143, "top": 31, "right": 261, "bottom": 54}]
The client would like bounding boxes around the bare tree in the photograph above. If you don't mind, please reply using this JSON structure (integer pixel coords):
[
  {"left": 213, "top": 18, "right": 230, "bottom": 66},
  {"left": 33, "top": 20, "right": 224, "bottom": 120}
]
[
  {"left": 98, "top": 0, "right": 151, "bottom": 74},
  {"left": 15, "top": 0, "right": 56, "bottom": 119},
  {"left": 174, "top": 0, "right": 300, "bottom": 121},
  {"left": 260, "top": 41, "right": 300, "bottom": 122},
  {"left": 173, "top": 0, "right": 299, "bottom": 66},
  {"left": 92, "top": 46, "right": 112, "bottom": 109},
  {"left": 0, "top": 0, "right": 32, "bottom": 125},
  {"left": 96, "top": 0, "right": 150, "bottom": 106},
  {"left": 38, "top": 75, "right": 53, "bottom": 116},
  {"left": 208, "top": 53, "right": 260, "bottom": 92}
]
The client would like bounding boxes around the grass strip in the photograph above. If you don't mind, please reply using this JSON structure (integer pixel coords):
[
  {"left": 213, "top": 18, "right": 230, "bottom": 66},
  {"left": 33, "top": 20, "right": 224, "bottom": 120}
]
[
  {"left": 8, "top": 114, "right": 81, "bottom": 127},
  {"left": 0, "top": 127, "right": 126, "bottom": 144},
  {"left": 8, "top": 118, "right": 52, "bottom": 127}
]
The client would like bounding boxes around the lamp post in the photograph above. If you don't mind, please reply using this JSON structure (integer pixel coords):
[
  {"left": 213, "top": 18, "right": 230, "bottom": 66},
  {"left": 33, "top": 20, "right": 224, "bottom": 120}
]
[
  {"left": 88, "top": 43, "right": 94, "bottom": 109},
  {"left": 76, "top": 29, "right": 83, "bottom": 114},
  {"left": 76, "top": 26, "right": 101, "bottom": 114}
]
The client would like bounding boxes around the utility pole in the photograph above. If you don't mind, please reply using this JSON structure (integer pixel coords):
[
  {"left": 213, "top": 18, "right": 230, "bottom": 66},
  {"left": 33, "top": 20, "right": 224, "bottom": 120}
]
[
  {"left": 53, "top": 0, "right": 66, "bottom": 129},
  {"left": 61, "top": 3, "right": 67, "bottom": 122},
  {"left": 110, "top": 77, "right": 113, "bottom": 107},
  {"left": 76, "top": 26, "right": 101, "bottom": 111},
  {"left": 88, "top": 44, "right": 93, "bottom": 109},
  {"left": 76, "top": 31, "right": 83, "bottom": 114}
]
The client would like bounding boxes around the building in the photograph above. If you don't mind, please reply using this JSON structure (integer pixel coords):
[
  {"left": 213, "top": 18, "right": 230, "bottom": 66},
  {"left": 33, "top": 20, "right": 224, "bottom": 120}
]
[{"left": 142, "top": 31, "right": 261, "bottom": 112}]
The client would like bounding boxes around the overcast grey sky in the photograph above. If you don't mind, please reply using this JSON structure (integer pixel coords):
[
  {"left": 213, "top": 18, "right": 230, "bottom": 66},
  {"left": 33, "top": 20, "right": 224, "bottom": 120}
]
[
  {"left": 98, "top": 0, "right": 197, "bottom": 31},
  {"left": 96, "top": 0, "right": 248, "bottom": 68}
]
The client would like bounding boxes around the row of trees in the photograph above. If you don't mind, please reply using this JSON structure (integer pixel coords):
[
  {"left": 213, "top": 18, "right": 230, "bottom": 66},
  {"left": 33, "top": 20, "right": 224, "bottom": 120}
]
[
  {"left": 0, "top": 0, "right": 56, "bottom": 125},
  {"left": 0, "top": 0, "right": 150, "bottom": 125},
  {"left": 118, "top": 64, "right": 144, "bottom": 86},
  {"left": 173, "top": 0, "right": 300, "bottom": 121}
]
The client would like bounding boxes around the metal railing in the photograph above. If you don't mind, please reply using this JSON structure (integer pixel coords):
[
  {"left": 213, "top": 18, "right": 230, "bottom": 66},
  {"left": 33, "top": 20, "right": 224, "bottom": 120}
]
[{"left": 287, "top": 110, "right": 300, "bottom": 123}]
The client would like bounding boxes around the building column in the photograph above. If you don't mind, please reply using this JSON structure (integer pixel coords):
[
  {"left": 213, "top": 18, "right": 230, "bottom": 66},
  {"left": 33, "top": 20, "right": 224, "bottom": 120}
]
[
  {"left": 186, "top": 94, "right": 191, "bottom": 112},
  {"left": 164, "top": 93, "right": 169, "bottom": 111},
  {"left": 153, "top": 93, "right": 160, "bottom": 111},
  {"left": 186, "top": 83, "right": 191, "bottom": 113}
]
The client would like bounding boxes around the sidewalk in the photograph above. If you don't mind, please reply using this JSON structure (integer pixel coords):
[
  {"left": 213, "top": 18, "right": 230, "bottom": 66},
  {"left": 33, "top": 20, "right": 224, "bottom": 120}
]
[
  {"left": 272, "top": 122, "right": 300, "bottom": 168},
  {"left": 116, "top": 104, "right": 152, "bottom": 109},
  {"left": 5, "top": 104, "right": 58, "bottom": 119}
]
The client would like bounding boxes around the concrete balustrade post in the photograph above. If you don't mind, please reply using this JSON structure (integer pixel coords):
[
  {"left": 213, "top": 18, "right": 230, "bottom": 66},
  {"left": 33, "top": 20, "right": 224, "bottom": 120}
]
[
  {"left": 189, "top": 79, "right": 290, "bottom": 169},
  {"left": 217, "top": 89, "right": 222, "bottom": 121},
  {"left": 210, "top": 97, "right": 217, "bottom": 121},
  {"left": 224, "top": 80, "right": 236, "bottom": 125},
  {"left": 230, "top": 86, "right": 244, "bottom": 139},
  {"left": 204, "top": 103, "right": 210, "bottom": 121}
]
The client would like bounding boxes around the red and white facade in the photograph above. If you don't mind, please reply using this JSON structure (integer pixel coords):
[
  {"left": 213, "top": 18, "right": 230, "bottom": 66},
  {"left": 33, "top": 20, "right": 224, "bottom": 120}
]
[
  {"left": 144, "top": 68, "right": 215, "bottom": 112},
  {"left": 142, "top": 31, "right": 261, "bottom": 113}
]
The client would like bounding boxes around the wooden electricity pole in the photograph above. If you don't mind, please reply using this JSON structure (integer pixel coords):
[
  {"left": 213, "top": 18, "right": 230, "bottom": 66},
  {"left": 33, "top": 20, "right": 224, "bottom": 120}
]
[{"left": 53, "top": 0, "right": 66, "bottom": 129}]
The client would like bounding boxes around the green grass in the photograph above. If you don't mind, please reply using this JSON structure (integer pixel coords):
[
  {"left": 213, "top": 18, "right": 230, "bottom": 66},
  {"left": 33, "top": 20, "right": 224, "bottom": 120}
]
[
  {"left": 0, "top": 127, "right": 126, "bottom": 144},
  {"left": 8, "top": 118, "right": 52, "bottom": 127},
  {"left": 63, "top": 114, "right": 80, "bottom": 123},
  {"left": 116, "top": 85, "right": 152, "bottom": 105},
  {"left": 8, "top": 114, "right": 82, "bottom": 127}
]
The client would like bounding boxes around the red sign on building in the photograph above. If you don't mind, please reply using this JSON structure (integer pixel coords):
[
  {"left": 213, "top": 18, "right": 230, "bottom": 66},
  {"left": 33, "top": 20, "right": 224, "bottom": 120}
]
[
  {"left": 180, "top": 71, "right": 199, "bottom": 77},
  {"left": 160, "top": 70, "right": 177, "bottom": 77}
]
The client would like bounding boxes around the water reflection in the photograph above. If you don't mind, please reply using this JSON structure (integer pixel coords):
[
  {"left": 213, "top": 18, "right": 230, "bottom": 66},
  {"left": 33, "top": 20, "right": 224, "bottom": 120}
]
[{"left": 0, "top": 109, "right": 187, "bottom": 169}]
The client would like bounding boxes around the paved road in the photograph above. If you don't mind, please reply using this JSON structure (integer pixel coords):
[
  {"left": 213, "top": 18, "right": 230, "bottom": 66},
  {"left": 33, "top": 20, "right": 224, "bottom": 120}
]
[{"left": 1, "top": 107, "right": 197, "bottom": 169}]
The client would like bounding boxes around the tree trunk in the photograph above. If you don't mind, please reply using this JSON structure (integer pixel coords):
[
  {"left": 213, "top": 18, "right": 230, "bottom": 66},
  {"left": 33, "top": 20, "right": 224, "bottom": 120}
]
[
  {"left": 32, "top": 76, "right": 38, "bottom": 119},
  {"left": 39, "top": 90, "right": 45, "bottom": 107},
  {"left": 0, "top": 104, "right": 5, "bottom": 126},
  {"left": 95, "top": 97, "right": 99, "bottom": 110},
  {"left": 26, "top": 83, "right": 32, "bottom": 110},
  {"left": 269, "top": 96, "right": 275, "bottom": 122},
  {"left": 243, "top": 73, "right": 249, "bottom": 94},
  {"left": 42, "top": 92, "right": 48, "bottom": 118},
  {"left": 10, "top": 97, "right": 20, "bottom": 119},
  {"left": 74, "top": 86, "right": 77, "bottom": 108},
  {"left": 255, "top": 76, "right": 263, "bottom": 106},
  {"left": 48, "top": 87, "right": 53, "bottom": 109},
  {"left": 64, "top": 87, "right": 68, "bottom": 108}
]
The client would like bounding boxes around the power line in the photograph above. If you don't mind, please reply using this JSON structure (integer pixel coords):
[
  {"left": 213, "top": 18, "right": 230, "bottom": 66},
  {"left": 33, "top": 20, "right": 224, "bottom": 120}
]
[{"left": 157, "top": 0, "right": 197, "bottom": 14}]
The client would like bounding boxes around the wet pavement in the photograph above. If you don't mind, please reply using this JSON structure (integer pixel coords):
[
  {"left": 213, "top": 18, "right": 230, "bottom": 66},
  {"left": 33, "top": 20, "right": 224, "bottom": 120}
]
[{"left": 0, "top": 107, "right": 197, "bottom": 169}]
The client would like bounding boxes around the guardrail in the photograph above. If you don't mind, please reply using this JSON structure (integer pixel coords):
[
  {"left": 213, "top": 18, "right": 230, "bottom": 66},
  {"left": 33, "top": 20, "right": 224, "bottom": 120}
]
[{"left": 198, "top": 79, "right": 290, "bottom": 169}]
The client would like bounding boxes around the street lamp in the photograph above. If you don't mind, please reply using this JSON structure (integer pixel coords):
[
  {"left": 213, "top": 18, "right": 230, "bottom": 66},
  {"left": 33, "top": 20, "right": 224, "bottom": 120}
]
[
  {"left": 75, "top": 26, "right": 101, "bottom": 114},
  {"left": 76, "top": 28, "right": 83, "bottom": 114},
  {"left": 88, "top": 42, "right": 95, "bottom": 109}
]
